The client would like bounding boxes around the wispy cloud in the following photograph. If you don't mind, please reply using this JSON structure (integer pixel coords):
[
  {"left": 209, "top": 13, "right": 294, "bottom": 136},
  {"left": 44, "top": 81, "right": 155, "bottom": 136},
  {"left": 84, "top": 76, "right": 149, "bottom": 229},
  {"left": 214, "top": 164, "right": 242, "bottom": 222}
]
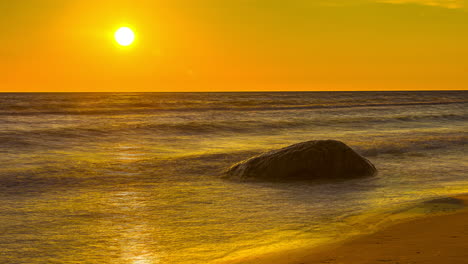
[{"left": 377, "top": 0, "right": 465, "bottom": 9}]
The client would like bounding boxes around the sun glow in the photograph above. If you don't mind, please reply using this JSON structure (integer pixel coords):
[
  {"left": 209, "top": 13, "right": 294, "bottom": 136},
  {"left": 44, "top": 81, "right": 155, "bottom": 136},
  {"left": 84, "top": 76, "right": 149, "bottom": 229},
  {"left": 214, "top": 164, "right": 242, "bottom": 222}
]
[{"left": 115, "top": 27, "right": 135, "bottom": 46}]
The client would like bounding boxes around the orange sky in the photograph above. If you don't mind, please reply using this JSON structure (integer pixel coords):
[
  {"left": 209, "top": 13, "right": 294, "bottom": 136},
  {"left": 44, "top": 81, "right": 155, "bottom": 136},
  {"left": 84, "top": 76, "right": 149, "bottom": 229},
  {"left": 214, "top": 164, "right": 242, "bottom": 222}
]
[{"left": 1, "top": 0, "right": 467, "bottom": 91}]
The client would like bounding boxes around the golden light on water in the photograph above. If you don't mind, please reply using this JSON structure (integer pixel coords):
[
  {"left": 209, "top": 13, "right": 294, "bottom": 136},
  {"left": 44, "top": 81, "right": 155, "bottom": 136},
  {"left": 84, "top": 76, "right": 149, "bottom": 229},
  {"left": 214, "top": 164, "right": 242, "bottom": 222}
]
[{"left": 115, "top": 27, "right": 135, "bottom": 46}]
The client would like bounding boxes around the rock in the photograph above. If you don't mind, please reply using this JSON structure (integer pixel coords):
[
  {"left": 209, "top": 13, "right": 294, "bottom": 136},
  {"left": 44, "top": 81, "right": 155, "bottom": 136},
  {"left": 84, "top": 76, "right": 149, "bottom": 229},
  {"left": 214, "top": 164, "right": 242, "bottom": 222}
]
[{"left": 225, "top": 140, "right": 376, "bottom": 181}]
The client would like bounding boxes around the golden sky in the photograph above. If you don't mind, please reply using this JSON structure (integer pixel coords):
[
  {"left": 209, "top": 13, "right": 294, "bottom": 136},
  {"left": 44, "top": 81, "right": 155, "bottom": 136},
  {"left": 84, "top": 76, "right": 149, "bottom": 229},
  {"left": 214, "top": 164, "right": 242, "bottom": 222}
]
[{"left": 1, "top": 0, "right": 467, "bottom": 92}]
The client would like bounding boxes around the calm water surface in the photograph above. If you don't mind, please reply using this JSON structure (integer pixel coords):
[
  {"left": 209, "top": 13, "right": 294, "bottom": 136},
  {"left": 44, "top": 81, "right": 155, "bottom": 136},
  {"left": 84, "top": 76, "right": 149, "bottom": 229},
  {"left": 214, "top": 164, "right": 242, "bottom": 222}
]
[{"left": 0, "top": 92, "right": 467, "bottom": 263}]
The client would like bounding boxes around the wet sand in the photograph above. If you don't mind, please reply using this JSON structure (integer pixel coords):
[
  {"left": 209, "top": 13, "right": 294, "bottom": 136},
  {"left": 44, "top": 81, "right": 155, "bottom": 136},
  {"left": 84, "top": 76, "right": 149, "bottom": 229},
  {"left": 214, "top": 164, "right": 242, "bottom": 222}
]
[{"left": 221, "top": 195, "right": 468, "bottom": 264}]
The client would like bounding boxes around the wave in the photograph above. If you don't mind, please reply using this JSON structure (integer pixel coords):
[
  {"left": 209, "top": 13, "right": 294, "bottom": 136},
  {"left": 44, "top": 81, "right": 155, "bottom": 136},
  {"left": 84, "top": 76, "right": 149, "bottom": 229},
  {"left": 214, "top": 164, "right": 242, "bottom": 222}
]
[
  {"left": 149, "top": 135, "right": 468, "bottom": 166},
  {"left": 1, "top": 100, "right": 467, "bottom": 116},
  {"left": 0, "top": 112, "right": 466, "bottom": 147},
  {"left": 1, "top": 135, "right": 465, "bottom": 191},
  {"left": 355, "top": 137, "right": 467, "bottom": 157}
]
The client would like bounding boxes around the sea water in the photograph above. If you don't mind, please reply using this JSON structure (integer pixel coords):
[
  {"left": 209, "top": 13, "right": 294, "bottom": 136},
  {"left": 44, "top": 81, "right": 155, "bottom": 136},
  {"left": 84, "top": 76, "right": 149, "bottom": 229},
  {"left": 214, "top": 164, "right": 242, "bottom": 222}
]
[{"left": 0, "top": 91, "right": 466, "bottom": 263}]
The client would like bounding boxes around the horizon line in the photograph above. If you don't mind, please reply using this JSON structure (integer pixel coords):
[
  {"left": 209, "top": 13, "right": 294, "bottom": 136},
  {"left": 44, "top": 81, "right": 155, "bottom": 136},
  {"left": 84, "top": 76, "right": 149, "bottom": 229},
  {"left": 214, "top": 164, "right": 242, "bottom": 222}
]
[{"left": 0, "top": 90, "right": 467, "bottom": 93}]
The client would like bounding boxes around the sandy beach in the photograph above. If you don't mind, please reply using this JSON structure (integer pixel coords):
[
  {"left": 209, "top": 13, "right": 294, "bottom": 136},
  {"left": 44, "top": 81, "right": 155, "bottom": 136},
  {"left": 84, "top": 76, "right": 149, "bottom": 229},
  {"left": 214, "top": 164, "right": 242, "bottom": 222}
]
[{"left": 222, "top": 195, "right": 468, "bottom": 264}]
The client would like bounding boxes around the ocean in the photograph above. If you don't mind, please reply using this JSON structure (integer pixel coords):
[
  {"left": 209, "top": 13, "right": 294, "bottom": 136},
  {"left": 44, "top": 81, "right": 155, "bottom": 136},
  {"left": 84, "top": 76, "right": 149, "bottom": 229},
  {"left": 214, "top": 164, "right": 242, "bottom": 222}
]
[{"left": 0, "top": 91, "right": 466, "bottom": 263}]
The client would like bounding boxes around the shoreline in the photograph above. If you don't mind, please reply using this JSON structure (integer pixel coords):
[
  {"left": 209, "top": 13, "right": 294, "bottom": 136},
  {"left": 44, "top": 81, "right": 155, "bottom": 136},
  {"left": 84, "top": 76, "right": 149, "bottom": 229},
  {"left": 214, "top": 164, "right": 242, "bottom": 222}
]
[{"left": 216, "top": 194, "right": 468, "bottom": 264}]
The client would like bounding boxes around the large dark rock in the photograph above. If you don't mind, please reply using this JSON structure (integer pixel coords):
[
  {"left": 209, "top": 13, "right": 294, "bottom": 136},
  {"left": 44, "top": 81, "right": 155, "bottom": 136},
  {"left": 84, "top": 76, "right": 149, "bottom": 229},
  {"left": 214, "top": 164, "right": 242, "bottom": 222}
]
[{"left": 225, "top": 140, "right": 376, "bottom": 181}]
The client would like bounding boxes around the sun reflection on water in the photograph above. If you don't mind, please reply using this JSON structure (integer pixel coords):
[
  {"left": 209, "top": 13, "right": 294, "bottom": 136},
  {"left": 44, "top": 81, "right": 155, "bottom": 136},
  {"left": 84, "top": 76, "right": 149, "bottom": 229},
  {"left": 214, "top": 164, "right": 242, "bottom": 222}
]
[
  {"left": 109, "top": 190, "right": 161, "bottom": 264},
  {"left": 114, "top": 144, "right": 148, "bottom": 162}
]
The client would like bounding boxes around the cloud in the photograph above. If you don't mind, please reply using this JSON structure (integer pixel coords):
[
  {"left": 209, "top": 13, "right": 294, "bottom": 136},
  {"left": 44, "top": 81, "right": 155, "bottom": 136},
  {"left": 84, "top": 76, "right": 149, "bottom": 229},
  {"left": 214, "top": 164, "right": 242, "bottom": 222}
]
[{"left": 377, "top": 0, "right": 465, "bottom": 9}]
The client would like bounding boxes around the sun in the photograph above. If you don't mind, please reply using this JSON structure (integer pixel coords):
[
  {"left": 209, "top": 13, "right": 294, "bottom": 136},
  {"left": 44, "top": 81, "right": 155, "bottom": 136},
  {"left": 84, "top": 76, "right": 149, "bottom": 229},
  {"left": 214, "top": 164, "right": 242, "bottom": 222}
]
[{"left": 114, "top": 27, "right": 135, "bottom": 46}]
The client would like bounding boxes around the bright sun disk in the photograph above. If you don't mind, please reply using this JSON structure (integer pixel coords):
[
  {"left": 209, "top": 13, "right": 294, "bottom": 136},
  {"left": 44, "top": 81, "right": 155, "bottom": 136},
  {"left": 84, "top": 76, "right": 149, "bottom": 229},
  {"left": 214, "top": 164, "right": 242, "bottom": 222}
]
[{"left": 115, "top": 27, "right": 135, "bottom": 46}]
